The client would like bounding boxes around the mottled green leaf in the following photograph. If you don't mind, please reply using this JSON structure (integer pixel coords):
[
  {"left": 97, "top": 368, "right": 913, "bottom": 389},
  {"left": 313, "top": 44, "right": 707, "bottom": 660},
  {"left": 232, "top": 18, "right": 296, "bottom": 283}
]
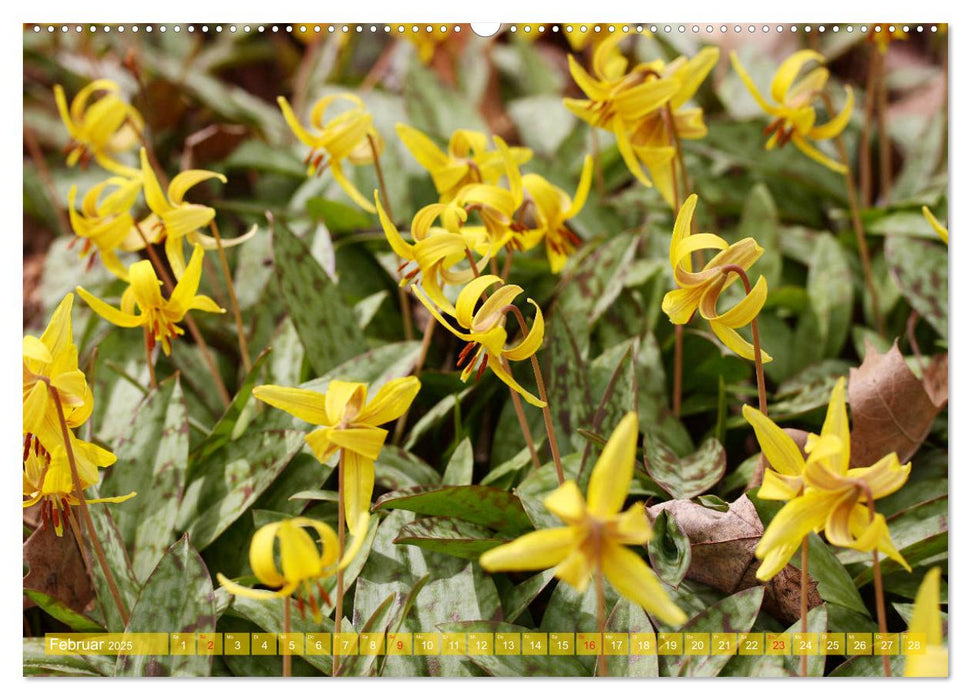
[
  {"left": 807, "top": 234, "right": 853, "bottom": 358},
  {"left": 886, "top": 234, "right": 948, "bottom": 340},
  {"left": 394, "top": 517, "right": 506, "bottom": 560},
  {"left": 644, "top": 436, "right": 726, "bottom": 500},
  {"left": 272, "top": 220, "right": 366, "bottom": 376},
  {"left": 22, "top": 638, "right": 102, "bottom": 677},
  {"left": 782, "top": 604, "right": 829, "bottom": 677},
  {"left": 179, "top": 429, "right": 304, "bottom": 550},
  {"left": 443, "top": 438, "right": 474, "bottom": 486},
  {"left": 600, "top": 598, "right": 659, "bottom": 678},
  {"left": 374, "top": 484, "right": 532, "bottom": 536},
  {"left": 647, "top": 510, "right": 691, "bottom": 587},
  {"left": 116, "top": 536, "right": 216, "bottom": 677}
]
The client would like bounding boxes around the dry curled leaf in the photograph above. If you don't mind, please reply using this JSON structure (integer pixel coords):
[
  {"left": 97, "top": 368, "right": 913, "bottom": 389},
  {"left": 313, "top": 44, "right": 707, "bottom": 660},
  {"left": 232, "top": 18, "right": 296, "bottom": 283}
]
[
  {"left": 648, "top": 495, "right": 820, "bottom": 624},
  {"left": 848, "top": 340, "right": 948, "bottom": 468},
  {"left": 23, "top": 519, "right": 94, "bottom": 616}
]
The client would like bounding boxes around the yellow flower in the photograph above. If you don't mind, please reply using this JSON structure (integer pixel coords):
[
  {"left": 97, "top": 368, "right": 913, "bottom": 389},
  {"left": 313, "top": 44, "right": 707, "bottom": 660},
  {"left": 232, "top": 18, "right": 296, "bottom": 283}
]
[
  {"left": 413, "top": 274, "right": 546, "bottom": 407},
  {"left": 923, "top": 205, "right": 948, "bottom": 244},
  {"left": 216, "top": 515, "right": 369, "bottom": 622},
  {"left": 661, "top": 194, "right": 772, "bottom": 363},
  {"left": 480, "top": 413, "right": 686, "bottom": 626},
  {"left": 76, "top": 244, "right": 225, "bottom": 356},
  {"left": 140, "top": 149, "right": 234, "bottom": 280},
  {"left": 626, "top": 47, "right": 720, "bottom": 208},
  {"left": 377, "top": 194, "right": 492, "bottom": 315},
  {"left": 519, "top": 156, "right": 593, "bottom": 273},
  {"left": 23, "top": 433, "right": 134, "bottom": 536},
  {"left": 396, "top": 124, "right": 533, "bottom": 201},
  {"left": 67, "top": 175, "right": 146, "bottom": 280},
  {"left": 564, "top": 34, "right": 680, "bottom": 188},
  {"left": 277, "top": 93, "right": 381, "bottom": 212},
  {"left": 54, "top": 80, "right": 143, "bottom": 175},
  {"left": 252, "top": 377, "right": 421, "bottom": 536},
  {"left": 391, "top": 24, "right": 452, "bottom": 64},
  {"left": 23, "top": 294, "right": 93, "bottom": 448},
  {"left": 731, "top": 49, "right": 854, "bottom": 173},
  {"left": 904, "top": 567, "right": 948, "bottom": 677},
  {"left": 867, "top": 24, "right": 908, "bottom": 54},
  {"left": 754, "top": 378, "right": 911, "bottom": 580}
]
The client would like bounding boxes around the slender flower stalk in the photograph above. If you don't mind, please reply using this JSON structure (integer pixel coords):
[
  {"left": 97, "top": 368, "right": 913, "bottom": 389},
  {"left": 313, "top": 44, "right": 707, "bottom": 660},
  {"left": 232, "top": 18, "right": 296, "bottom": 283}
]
[{"left": 208, "top": 221, "right": 251, "bottom": 372}]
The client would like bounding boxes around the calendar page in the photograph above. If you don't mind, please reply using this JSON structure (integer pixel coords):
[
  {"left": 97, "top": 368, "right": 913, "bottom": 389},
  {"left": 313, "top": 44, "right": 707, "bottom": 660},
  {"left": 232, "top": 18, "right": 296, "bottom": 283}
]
[{"left": 22, "top": 20, "right": 948, "bottom": 680}]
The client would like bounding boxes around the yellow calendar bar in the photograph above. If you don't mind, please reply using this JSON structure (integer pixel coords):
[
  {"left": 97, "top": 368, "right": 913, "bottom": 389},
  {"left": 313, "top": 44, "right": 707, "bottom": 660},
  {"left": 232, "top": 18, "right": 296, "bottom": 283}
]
[
  {"left": 40, "top": 631, "right": 926, "bottom": 657},
  {"left": 45, "top": 633, "right": 169, "bottom": 655}
]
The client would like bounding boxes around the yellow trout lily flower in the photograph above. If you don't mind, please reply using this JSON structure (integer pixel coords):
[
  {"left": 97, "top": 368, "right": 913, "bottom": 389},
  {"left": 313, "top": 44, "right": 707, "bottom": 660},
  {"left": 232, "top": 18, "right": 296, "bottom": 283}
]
[
  {"left": 904, "top": 567, "right": 948, "bottom": 677},
  {"left": 743, "top": 403, "right": 808, "bottom": 503},
  {"left": 731, "top": 50, "right": 854, "bottom": 174},
  {"left": 519, "top": 156, "right": 593, "bottom": 273},
  {"left": 377, "top": 194, "right": 491, "bottom": 315},
  {"left": 480, "top": 413, "right": 686, "bottom": 626},
  {"left": 278, "top": 93, "right": 381, "bottom": 212},
  {"left": 67, "top": 176, "right": 145, "bottom": 280},
  {"left": 564, "top": 34, "right": 680, "bottom": 188},
  {"left": 76, "top": 244, "right": 225, "bottom": 356},
  {"left": 754, "top": 378, "right": 911, "bottom": 580},
  {"left": 922, "top": 205, "right": 948, "bottom": 244},
  {"left": 23, "top": 294, "right": 93, "bottom": 447},
  {"left": 626, "top": 47, "right": 720, "bottom": 208},
  {"left": 413, "top": 275, "right": 546, "bottom": 407},
  {"left": 140, "top": 149, "right": 237, "bottom": 280},
  {"left": 53, "top": 80, "right": 143, "bottom": 175},
  {"left": 23, "top": 433, "right": 134, "bottom": 536},
  {"left": 396, "top": 124, "right": 533, "bottom": 201},
  {"left": 216, "top": 515, "right": 369, "bottom": 622},
  {"left": 252, "top": 377, "right": 421, "bottom": 536},
  {"left": 661, "top": 194, "right": 772, "bottom": 363}
]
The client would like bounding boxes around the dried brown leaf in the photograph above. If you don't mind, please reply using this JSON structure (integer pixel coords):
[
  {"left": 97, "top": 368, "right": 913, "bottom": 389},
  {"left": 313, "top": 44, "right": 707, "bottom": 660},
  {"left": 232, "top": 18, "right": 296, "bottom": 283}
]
[
  {"left": 848, "top": 340, "right": 947, "bottom": 467},
  {"left": 648, "top": 495, "right": 820, "bottom": 624},
  {"left": 23, "top": 519, "right": 94, "bottom": 615}
]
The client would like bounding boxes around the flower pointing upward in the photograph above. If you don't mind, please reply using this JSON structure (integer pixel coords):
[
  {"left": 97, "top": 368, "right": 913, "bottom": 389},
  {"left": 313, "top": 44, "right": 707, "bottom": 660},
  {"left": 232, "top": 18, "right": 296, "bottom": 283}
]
[
  {"left": 480, "top": 413, "right": 686, "bottom": 626},
  {"left": 76, "top": 244, "right": 225, "bottom": 356}
]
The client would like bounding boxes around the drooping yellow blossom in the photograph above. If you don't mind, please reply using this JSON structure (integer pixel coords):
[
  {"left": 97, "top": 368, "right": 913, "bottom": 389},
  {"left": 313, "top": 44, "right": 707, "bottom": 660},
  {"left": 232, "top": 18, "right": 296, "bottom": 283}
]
[
  {"left": 743, "top": 404, "right": 809, "bottom": 503},
  {"left": 661, "top": 194, "right": 772, "bottom": 363},
  {"left": 413, "top": 274, "right": 546, "bottom": 407},
  {"left": 67, "top": 175, "right": 145, "bottom": 280},
  {"left": 396, "top": 124, "right": 533, "bottom": 201},
  {"left": 139, "top": 149, "right": 238, "bottom": 280},
  {"left": 23, "top": 294, "right": 93, "bottom": 447},
  {"left": 391, "top": 24, "right": 453, "bottom": 64},
  {"left": 23, "top": 433, "right": 134, "bottom": 536},
  {"left": 216, "top": 515, "right": 369, "bottom": 622},
  {"left": 904, "top": 567, "right": 948, "bottom": 677},
  {"left": 252, "top": 377, "right": 421, "bottom": 536},
  {"left": 753, "top": 378, "right": 911, "bottom": 580},
  {"left": 731, "top": 50, "right": 854, "bottom": 174},
  {"left": 480, "top": 412, "right": 686, "bottom": 626},
  {"left": 277, "top": 93, "right": 382, "bottom": 212},
  {"left": 54, "top": 80, "right": 143, "bottom": 175},
  {"left": 564, "top": 34, "right": 680, "bottom": 188},
  {"left": 519, "top": 156, "right": 593, "bottom": 273},
  {"left": 867, "top": 24, "right": 908, "bottom": 54},
  {"left": 626, "top": 47, "right": 720, "bottom": 207},
  {"left": 377, "top": 194, "right": 492, "bottom": 314},
  {"left": 76, "top": 244, "right": 225, "bottom": 356},
  {"left": 922, "top": 205, "right": 948, "bottom": 244}
]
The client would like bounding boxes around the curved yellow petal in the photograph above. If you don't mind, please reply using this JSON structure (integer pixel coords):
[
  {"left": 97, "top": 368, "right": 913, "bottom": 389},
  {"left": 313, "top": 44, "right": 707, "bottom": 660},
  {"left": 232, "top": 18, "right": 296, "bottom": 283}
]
[
  {"left": 328, "top": 426, "right": 388, "bottom": 461},
  {"left": 278, "top": 520, "right": 324, "bottom": 583},
  {"left": 543, "top": 480, "right": 587, "bottom": 524},
  {"left": 601, "top": 542, "right": 687, "bottom": 626},
  {"left": 249, "top": 521, "right": 286, "bottom": 588},
  {"left": 330, "top": 160, "right": 376, "bottom": 213},
  {"left": 808, "top": 85, "right": 854, "bottom": 141},
  {"left": 376, "top": 192, "right": 414, "bottom": 259},
  {"left": 922, "top": 206, "right": 948, "bottom": 244},
  {"left": 771, "top": 50, "right": 825, "bottom": 104},
  {"left": 743, "top": 404, "right": 806, "bottom": 477},
  {"left": 140, "top": 148, "right": 170, "bottom": 215},
  {"left": 791, "top": 133, "right": 847, "bottom": 173},
  {"left": 342, "top": 450, "right": 375, "bottom": 536},
  {"left": 277, "top": 96, "right": 319, "bottom": 147},
  {"left": 76, "top": 286, "right": 143, "bottom": 328},
  {"left": 613, "top": 502, "right": 654, "bottom": 545},
  {"left": 820, "top": 377, "right": 850, "bottom": 474},
  {"left": 252, "top": 385, "right": 329, "bottom": 425},
  {"left": 503, "top": 300, "right": 544, "bottom": 362},
  {"left": 709, "top": 320, "right": 773, "bottom": 364},
  {"left": 486, "top": 354, "right": 546, "bottom": 408},
  {"left": 729, "top": 51, "right": 777, "bottom": 115},
  {"left": 217, "top": 573, "right": 291, "bottom": 600},
  {"left": 480, "top": 527, "right": 575, "bottom": 572},
  {"left": 757, "top": 469, "right": 805, "bottom": 501},
  {"left": 456, "top": 274, "right": 503, "bottom": 329},
  {"left": 587, "top": 412, "right": 639, "bottom": 517},
  {"left": 755, "top": 490, "right": 832, "bottom": 579},
  {"left": 564, "top": 155, "right": 594, "bottom": 219},
  {"left": 848, "top": 453, "right": 911, "bottom": 500},
  {"left": 396, "top": 123, "right": 448, "bottom": 172},
  {"left": 167, "top": 244, "right": 206, "bottom": 316},
  {"left": 355, "top": 376, "right": 421, "bottom": 427}
]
